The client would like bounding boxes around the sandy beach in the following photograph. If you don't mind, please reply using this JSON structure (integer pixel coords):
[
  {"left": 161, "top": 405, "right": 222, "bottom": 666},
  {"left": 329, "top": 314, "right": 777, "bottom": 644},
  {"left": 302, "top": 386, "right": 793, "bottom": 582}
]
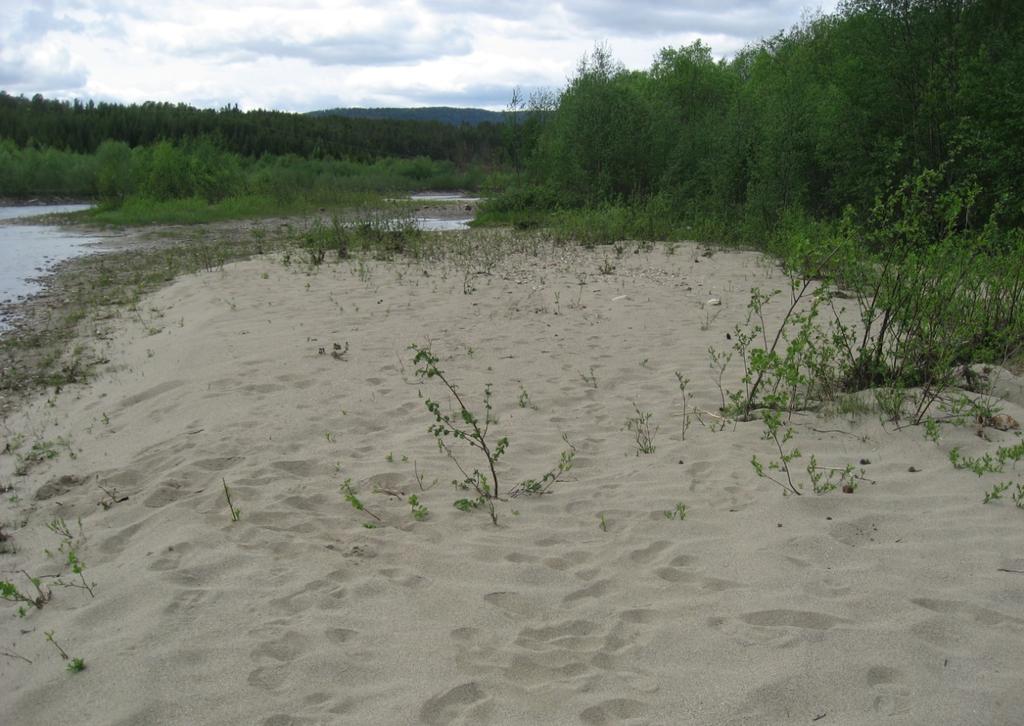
[{"left": 2, "top": 235, "right": 1023, "bottom": 725}]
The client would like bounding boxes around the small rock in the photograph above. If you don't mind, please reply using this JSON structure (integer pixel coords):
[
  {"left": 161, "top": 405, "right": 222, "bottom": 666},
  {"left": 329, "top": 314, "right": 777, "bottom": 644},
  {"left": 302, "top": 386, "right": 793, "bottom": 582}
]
[
  {"left": 842, "top": 484, "right": 855, "bottom": 494},
  {"left": 859, "top": 458, "right": 871, "bottom": 465},
  {"left": 908, "top": 466, "right": 920, "bottom": 473},
  {"left": 705, "top": 298, "right": 721, "bottom": 306}
]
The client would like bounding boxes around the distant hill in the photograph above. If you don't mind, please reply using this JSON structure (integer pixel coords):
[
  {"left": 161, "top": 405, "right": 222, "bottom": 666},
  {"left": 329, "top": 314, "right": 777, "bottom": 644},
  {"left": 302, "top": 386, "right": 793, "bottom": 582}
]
[{"left": 309, "top": 106, "right": 506, "bottom": 126}]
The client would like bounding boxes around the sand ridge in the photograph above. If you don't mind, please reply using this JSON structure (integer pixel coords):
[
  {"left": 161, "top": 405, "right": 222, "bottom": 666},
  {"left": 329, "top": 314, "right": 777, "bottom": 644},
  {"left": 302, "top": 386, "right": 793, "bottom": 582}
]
[{"left": 1, "top": 239, "right": 1023, "bottom": 724}]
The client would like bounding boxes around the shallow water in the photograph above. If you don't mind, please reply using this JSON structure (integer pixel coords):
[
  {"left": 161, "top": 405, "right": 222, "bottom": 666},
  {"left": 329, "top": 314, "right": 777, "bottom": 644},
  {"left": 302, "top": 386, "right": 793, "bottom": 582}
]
[
  {"left": 414, "top": 217, "right": 472, "bottom": 231},
  {"left": 0, "top": 204, "right": 100, "bottom": 324},
  {"left": 409, "top": 192, "right": 481, "bottom": 203}
]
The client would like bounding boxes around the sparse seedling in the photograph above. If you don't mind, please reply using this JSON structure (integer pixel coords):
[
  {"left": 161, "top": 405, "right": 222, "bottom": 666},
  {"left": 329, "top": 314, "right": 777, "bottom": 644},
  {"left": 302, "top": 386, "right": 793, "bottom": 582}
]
[
  {"left": 625, "top": 403, "right": 658, "bottom": 455},
  {"left": 413, "top": 460, "right": 439, "bottom": 491},
  {"left": 599, "top": 513, "right": 608, "bottom": 531},
  {"left": 675, "top": 372, "right": 693, "bottom": 441},
  {"left": 222, "top": 478, "right": 241, "bottom": 522},
  {"left": 707, "top": 346, "right": 731, "bottom": 412},
  {"left": 408, "top": 494, "right": 429, "bottom": 521},
  {"left": 517, "top": 386, "right": 535, "bottom": 409},
  {"left": 983, "top": 481, "right": 1013, "bottom": 503},
  {"left": 664, "top": 502, "right": 688, "bottom": 520},
  {"left": 2, "top": 572, "right": 50, "bottom": 613},
  {"left": 412, "top": 343, "right": 507, "bottom": 525},
  {"left": 44, "top": 631, "right": 83, "bottom": 672},
  {"left": 412, "top": 343, "right": 571, "bottom": 524},
  {"left": 14, "top": 439, "right": 60, "bottom": 476},
  {"left": 950, "top": 442, "right": 1024, "bottom": 476},
  {"left": 751, "top": 408, "right": 801, "bottom": 495},
  {"left": 67, "top": 657, "right": 86, "bottom": 673},
  {"left": 578, "top": 367, "right": 598, "bottom": 389},
  {"left": 57, "top": 549, "right": 96, "bottom": 598},
  {"left": 342, "top": 478, "right": 382, "bottom": 523},
  {"left": 805, "top": 455, "right": 870, "bottom": 494},
  {"left": 510, "top": 434, "right": 576, "bottom": 497},
  {"left": 46, "top": 516, "right": 84, "bottom": 552}
]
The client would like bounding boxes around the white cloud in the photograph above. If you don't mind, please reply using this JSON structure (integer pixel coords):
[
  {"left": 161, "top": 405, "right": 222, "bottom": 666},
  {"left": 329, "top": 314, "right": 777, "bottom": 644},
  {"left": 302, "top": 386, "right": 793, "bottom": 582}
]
[{"left": 0, "top": 0, "right": 840, "bottom": 110}]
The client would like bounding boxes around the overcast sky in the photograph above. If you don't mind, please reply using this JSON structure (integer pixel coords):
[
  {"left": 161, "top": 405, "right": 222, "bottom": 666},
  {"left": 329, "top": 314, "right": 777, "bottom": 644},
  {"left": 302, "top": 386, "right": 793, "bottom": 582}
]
[{"left": 1, "top": 1, "right": 839, "bottom": 112}]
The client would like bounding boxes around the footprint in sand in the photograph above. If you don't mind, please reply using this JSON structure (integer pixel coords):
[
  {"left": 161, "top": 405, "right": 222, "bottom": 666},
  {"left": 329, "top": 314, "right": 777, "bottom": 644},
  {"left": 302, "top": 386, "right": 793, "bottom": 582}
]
[
  {"left": 483, "top": 591, "right": 539, "bottom": 617},
  {"left": 418, "top": 682, "right": 492, "bottom": 725},
  {"left": 142, "top": 478, "right": 194, "bottom": 508},
  {"left": 147, "top": 541, "right": 194, "bottom": 571},
  {"left": 866, "top": 665, "right": 912, "bottom": 716},
  {"left": 627, "top": 540, "right": 671, "bottom": 565},
  {"left": 563, "top": 579, "right": 612, "bottom": 603},
  {"left": 910, "top": 597, "right": 1024, "bottom": 626},
  {"left": 708, "top": 609, "right": 848, "bottom": 647},
  {"left": 99, "top": 520, "right": 145, "bottom": 555},
  {"left": 579, "top": 698, "right": 647, "bottom": 725},
  {"left": 515, "top": 620, "right": 603, "bottom": 653}
]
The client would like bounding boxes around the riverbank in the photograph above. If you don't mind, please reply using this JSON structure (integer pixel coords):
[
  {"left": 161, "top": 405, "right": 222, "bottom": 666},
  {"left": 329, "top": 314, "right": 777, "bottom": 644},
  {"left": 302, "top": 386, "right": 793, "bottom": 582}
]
[
  {"left": 0, "top": 200, "right": 477, "bottom": 414},
  {"left": 1, "top": 234, "right": 1023, "bottom": 724}
]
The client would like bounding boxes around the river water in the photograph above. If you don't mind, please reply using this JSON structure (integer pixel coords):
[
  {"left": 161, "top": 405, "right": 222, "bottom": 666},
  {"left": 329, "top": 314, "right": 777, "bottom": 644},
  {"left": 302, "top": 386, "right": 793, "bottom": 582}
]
[{"left": 0, "top": 204, "right": 99, "bottom": 326}]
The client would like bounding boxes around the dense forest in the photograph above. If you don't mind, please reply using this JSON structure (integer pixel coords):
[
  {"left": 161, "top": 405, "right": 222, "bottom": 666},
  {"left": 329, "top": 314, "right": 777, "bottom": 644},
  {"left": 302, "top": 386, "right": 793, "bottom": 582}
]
[
  {"left": 492, "top": 0, "right": 1024, "bottom": 239},
  {"left": 310, "top": 107, "right": 506, "bottom": 126},
  {"left": 0, "top": 93, "right": 504, "bottom": 165}
]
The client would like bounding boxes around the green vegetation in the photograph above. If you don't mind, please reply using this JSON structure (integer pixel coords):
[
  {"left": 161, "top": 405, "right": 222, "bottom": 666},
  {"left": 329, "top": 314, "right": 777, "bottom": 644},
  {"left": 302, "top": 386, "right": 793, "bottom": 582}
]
[
  {"left": 311, "top": 106, "right": 506, "bottom": 126},
  {"left": 411, "top": 343, "right": 575, "bottom": 524},
  {"left": 486, "top": 2, "right": 1024, "bottom": 237},
  {"left": 0, "top": 93, "right": 503, "bottom": 162},
  {"left": 0, "top": 137, "right": 486, "bottom": 224},
  {"left": 624, "top": 404, "right": 658, "bottom": 455}
]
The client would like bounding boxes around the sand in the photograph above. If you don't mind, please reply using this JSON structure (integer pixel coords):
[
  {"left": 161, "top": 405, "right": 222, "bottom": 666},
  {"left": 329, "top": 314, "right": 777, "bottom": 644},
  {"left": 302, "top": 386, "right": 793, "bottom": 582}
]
[{"left": 2, "top": 237, "right": 1023, "bottom": 725}]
